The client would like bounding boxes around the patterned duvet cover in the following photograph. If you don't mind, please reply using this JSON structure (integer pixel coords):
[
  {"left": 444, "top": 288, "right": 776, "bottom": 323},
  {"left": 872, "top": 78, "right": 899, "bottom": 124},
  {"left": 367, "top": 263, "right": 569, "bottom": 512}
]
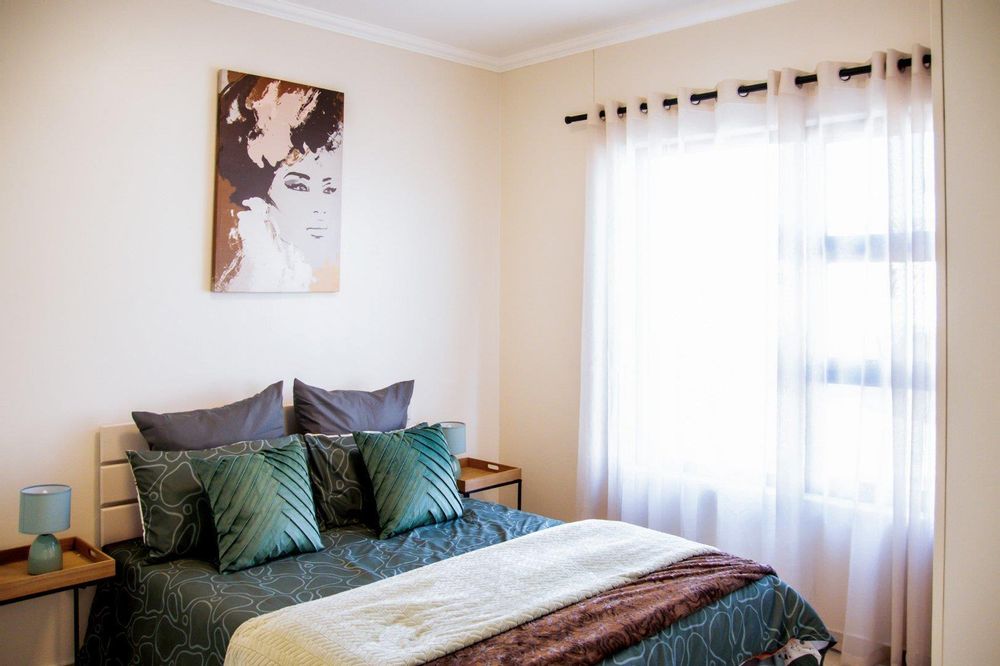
[{"left": 80, "top": 499, "right": 831, "bottom": 665}]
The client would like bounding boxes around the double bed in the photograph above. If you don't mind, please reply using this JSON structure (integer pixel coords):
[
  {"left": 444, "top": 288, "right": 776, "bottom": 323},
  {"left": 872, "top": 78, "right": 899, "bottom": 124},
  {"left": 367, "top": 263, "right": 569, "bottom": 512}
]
[{"left": 82, "top": 414, "right": 833, "bottom": 665}]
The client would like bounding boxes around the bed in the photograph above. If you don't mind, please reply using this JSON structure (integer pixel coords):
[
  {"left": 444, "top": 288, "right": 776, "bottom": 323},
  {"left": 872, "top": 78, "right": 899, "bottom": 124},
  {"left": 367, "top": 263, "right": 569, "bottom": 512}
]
[{"left": 81, "top": 417, "right": 833, "bottom": 665}]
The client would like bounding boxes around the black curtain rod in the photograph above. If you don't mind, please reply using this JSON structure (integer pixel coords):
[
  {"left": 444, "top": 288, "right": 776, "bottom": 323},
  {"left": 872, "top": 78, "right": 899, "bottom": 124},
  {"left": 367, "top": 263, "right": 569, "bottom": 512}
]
[{"left": 564, "top": 53, "right": 931, "bottom": 125}]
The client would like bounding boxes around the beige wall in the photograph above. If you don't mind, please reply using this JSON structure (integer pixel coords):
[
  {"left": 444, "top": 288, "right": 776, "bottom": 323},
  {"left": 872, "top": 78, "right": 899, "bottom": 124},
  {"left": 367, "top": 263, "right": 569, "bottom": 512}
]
[
  {"left": 0, "top": 0, "right": 500, "bottom": 662},
  {"left": 5, "top": 0, "right": 997, "bottom": 663},
  {"left": 500, "top": 0, "right": 1000, "bottom": 660},
  {"left": 499, "top": 0, "right": 932, "bottom": 523},
  {"left": 939, "top": 0, "right": 1000, "bottom": 662}
]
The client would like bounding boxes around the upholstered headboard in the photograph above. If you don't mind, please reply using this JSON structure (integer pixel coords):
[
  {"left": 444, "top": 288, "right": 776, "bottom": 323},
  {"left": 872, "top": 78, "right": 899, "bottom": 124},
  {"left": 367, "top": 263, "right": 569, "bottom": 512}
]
[{"left": 97, "top": 406, "right": 298, "bottom": 547}]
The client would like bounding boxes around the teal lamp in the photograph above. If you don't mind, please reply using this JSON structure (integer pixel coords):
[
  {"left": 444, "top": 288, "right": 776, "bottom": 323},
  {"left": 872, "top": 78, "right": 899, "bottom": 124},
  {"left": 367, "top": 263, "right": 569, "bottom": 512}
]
[
  {"left": 19, "top": 484, "right": 71, "bottom": 575},
  {"left": 437, "top": 422, "right": 466, "bottom": 477}
]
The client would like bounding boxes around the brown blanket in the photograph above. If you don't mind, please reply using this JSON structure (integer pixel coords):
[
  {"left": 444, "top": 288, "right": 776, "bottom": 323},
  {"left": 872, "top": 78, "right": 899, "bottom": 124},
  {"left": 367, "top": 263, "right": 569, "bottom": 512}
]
[{"left": 427, "top": 553, "right": 775, "bottom": 666}]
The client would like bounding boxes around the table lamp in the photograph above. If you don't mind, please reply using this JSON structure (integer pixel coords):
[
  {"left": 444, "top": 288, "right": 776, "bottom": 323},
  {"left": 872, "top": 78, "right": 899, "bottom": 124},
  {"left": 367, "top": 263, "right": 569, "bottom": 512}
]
[
  {"left": 19, "top": 484, "right": 71, "bottom": 575},
  {"left": 437, "top": 422, "right": 466, "bottom": 476}
]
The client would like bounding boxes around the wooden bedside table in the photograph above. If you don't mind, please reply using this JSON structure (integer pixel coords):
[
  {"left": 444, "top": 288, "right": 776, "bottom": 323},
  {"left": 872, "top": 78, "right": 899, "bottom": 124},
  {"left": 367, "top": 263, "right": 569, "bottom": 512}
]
[
  {"left": 457, "top": 458, "right": 522, "bottom": 510},
  {"left": 0, "top": 537, "right": 115, "bottom": 662}
]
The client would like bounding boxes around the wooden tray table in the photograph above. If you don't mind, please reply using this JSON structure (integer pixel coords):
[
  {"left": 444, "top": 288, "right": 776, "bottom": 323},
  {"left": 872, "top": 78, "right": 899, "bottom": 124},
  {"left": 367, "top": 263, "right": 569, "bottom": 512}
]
[
  {"left": 0, "top": 536, "right": 116, "bottom": 662},
  {"left": 457, "top": 457, "right": 523, "bottom": 509}
]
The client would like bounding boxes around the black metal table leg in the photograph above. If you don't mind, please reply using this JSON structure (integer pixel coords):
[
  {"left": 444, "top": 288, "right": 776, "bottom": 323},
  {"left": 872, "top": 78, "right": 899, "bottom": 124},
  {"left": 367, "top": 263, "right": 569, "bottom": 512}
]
[
  {"left": 459, "top": 479, "right": 524, "bottom": 510},
  {"left": 73, "top": 587, "right": 79, "bottom": 665}
]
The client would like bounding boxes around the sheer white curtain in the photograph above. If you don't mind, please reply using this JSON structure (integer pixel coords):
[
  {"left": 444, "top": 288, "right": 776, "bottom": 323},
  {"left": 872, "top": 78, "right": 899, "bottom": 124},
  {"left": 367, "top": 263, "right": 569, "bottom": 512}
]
[{"left": 578, "top": 47, "right": 934, "bottom": 666}]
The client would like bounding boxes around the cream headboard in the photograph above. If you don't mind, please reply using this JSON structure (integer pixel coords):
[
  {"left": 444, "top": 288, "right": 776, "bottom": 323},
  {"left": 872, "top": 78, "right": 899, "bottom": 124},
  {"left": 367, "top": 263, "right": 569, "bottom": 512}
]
[{"left": 97, "top": 406, "right": 298, "bottom": 547}]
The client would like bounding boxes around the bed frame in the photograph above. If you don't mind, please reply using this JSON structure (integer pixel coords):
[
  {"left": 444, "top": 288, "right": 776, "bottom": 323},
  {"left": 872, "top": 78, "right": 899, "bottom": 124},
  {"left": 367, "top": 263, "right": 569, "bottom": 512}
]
[{"left": 97, "top": 407, "right": 298, "bottom": 547}]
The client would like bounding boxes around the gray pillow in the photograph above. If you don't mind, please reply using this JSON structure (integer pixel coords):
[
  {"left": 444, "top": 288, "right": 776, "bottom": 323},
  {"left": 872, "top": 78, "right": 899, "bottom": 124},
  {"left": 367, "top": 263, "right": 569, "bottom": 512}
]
[
  {"left": 303, "top": 434, "right": 377, "bottom": 529},
  {"left": 132, "top": 381, "right": 285, "bottom": 451},
  {"left": 293, "top": 378, "right": 414, "bottom": 435},
  {"left": 127, "top": 435, "right": 303, "bottom": 561}
]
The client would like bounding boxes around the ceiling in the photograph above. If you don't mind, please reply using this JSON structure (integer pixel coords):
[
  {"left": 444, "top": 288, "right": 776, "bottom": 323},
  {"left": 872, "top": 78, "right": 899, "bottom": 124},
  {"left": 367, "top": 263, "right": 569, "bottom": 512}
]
[{"left": 212, "top": 0, "right": 793, "bottom": 72}]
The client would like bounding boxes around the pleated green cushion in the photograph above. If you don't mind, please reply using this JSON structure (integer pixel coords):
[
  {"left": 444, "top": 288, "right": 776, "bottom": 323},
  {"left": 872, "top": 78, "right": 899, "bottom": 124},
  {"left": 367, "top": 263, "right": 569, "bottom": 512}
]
[
  {"left": 192, "top": 440, "right": 322, "bottom": 573},
  {"left": 354, "top": 426, "right": 463, "bottom": 539}
]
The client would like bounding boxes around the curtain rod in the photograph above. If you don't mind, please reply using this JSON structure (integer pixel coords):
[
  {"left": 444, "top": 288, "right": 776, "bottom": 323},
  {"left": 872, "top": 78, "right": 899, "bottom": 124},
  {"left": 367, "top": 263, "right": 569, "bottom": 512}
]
[{"left": 564, "top": 53, "right": 932, "bottom": 125}]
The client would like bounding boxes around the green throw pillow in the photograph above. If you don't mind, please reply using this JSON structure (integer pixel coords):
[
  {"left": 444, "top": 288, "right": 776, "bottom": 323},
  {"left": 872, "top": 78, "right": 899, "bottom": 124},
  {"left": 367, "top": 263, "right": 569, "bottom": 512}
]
[
  {"left": 127, "top": 435, "right": 302, "bottom": 561},
  {"left": 354, "top": 425, "right": 464, "bottom": 539},
  {"left": 192, "top": 440, "right": 323, "bottom": 573}
]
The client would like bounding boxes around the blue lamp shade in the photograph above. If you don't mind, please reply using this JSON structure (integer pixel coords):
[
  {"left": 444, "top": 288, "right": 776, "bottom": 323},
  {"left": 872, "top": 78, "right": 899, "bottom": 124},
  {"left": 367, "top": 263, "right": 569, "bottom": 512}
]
[
  {"left": 436, "top": 422, "right": 466, "bottom": 478},
  {"left": 19, "top": 484, "right": 71, "bottom": 575},
  {"left": 438, "top": 422, "right": 466, "bottom": 455}
]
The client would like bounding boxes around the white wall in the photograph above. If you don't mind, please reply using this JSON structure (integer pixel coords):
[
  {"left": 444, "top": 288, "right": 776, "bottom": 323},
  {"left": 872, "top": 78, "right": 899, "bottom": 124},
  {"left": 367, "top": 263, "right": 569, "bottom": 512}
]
[
  {"left": 500, "top": 0, "right": 932, "bottom": 523},
  {"left": 0, "top": 0, "right": 500, "bottom": 662},
  {"left": 939, "top": 0, "right": 1000, "bottom": 662}
]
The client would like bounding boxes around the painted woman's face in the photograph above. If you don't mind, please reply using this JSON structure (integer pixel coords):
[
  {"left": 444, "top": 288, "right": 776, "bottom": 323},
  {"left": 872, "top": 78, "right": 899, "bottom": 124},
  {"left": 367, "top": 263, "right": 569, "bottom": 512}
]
[{"left": 267, "top": 146, "right": 343, "bottom": 269}]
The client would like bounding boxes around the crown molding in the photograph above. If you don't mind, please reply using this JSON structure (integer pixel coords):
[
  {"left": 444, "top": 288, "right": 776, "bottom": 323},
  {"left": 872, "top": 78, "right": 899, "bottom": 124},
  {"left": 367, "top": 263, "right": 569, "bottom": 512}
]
[
  {"left": 211, "top": 0, "right": 793, "bottom": 73},
  {"left": 494, "top": 0, "right": 793, "bottom": 71},
  {"left": 210, "top": 0, "right": 506, "bottom": 71}
]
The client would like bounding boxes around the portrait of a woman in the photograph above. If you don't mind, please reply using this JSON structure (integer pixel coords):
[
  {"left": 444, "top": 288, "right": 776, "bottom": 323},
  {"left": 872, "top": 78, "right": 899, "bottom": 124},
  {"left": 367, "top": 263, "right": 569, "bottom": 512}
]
[{"left": 212, "top": 70, "right": 344, "bottom": 292}]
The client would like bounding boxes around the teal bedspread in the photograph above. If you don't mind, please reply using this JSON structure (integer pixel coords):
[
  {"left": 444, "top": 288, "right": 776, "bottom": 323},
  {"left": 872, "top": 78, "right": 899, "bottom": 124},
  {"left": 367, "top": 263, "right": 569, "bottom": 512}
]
[{"left": 80, "top": 500, "right": 831, "bottom": 665}]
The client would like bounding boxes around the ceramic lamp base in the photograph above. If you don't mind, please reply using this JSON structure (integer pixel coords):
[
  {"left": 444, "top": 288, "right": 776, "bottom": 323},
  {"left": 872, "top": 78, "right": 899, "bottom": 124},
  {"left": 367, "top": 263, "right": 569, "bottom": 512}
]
[
  {"left": 450, "top": 455, "right": 462, "bottom": 478},
  {"left": 27, "top": 533, "right": 62, "bottom": 575}
]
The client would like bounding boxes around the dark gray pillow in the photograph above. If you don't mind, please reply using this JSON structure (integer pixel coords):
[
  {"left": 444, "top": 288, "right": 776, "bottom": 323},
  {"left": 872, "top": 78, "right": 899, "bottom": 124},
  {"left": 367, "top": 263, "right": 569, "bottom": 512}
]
[
  {"left": 132, "top": 381, "right": 285, "bottom": 451},
  {"left": 303, "top": 434, "right": 377, "bottom": 529},
  {"left": 293, "top": 379, "right": 414, "bottom": 435},
  {"left": 127, "top": 435, "right": 303, "bottom": 561}
]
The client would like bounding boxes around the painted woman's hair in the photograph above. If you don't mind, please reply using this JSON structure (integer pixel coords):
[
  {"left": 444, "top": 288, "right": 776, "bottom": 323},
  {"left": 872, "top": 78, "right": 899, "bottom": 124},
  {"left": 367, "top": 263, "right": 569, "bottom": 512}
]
[{"left": 216, "top": 73, "right": 344, "bottom": 206}]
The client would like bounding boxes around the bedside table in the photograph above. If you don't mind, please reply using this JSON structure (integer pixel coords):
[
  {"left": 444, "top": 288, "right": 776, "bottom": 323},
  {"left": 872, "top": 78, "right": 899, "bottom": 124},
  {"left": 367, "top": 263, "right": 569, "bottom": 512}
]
[
  {"left": 0, "top": 537, "right": 115, "bottom": 662},
  {"left": 457, "top": 458, "right": 522, "bottom": 510}
]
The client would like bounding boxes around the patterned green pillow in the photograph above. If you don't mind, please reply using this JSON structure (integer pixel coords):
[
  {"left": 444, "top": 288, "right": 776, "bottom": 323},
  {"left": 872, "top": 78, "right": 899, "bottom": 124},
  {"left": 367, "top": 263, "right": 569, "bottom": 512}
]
[
  {"left": 127, "top": 435, "right": 302, "bottom": 561},
  {"left": 192, "top": 440, "right": 323, "bottom": 573},
  {"left": 354, "top": 426, "right": 464, "bottom": 539},
  {"left": 303, "top": 424, "right": 428, "bottom": 530},
  {"left": 303, "top": 434, "right": 377, "bottom": 530}
]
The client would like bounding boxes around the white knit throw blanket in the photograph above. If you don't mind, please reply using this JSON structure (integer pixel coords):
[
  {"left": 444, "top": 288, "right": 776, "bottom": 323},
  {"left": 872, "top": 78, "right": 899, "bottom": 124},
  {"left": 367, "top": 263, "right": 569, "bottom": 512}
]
[{"left": 225, "top": 519, "right": 717, "bottom": 666}]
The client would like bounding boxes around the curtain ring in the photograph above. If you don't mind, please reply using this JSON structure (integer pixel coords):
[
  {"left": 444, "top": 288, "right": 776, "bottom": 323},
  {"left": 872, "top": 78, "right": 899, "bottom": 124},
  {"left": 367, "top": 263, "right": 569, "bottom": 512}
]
[
  {"left": 839, "top": 70, "right": 852, "bottom": 81},
  {"left": 737, "top": 86, "right": 750, "bottom": 98},
  {"left": 691, "top": 98, "right": 701, "bottom": 105}
]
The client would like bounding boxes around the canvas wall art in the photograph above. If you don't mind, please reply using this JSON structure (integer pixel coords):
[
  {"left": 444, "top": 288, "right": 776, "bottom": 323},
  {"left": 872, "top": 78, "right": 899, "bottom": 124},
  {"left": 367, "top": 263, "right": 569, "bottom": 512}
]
[{"left": 212, "top": 70, "right": 344, "bottom": 292}]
